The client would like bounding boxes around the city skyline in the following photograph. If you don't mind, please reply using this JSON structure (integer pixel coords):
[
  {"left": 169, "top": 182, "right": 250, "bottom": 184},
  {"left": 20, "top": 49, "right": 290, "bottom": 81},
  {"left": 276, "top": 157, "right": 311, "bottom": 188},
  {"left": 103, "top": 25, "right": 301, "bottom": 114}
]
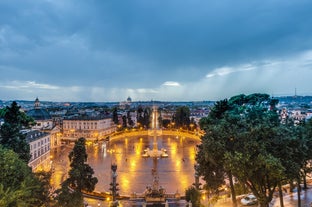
[{"left": 1, "top": 1, "right": 312, "bottom": 102}]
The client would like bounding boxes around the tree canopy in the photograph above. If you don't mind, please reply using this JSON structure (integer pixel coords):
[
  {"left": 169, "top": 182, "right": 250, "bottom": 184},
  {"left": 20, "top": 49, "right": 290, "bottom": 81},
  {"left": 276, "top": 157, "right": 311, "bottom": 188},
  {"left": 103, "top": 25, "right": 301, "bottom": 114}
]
[
  {"left": 0, "top": 101, "right": 34, "bottom": 162},
  {"left": 197, "top": 93, "right": 309, "bottom": 207},
  {"left": 173, "top": 106, "right": 191, "bottom": 129},
  {"left": 0, "top": 146, "right": 46, "bottom": 207},
  {"left": 55, "top": 137, "right": 98, "bottom": 206}
]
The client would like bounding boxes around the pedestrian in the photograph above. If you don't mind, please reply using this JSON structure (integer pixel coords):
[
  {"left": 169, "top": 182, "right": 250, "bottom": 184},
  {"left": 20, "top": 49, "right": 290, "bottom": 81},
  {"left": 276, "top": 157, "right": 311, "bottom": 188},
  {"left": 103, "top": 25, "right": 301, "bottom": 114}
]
[{"left": 98, "top": 201, "right": 101, "bottom": 206}]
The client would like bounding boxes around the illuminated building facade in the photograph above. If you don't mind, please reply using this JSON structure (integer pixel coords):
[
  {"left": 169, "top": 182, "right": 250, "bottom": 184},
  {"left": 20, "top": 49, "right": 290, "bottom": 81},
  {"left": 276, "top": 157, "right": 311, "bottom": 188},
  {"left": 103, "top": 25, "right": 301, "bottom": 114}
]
[
  {"left": 62, "top": 115, "right": 116, "bottom": 142},
  {"left": 26, "top": 130, "right": 51, "bottom": 171}
]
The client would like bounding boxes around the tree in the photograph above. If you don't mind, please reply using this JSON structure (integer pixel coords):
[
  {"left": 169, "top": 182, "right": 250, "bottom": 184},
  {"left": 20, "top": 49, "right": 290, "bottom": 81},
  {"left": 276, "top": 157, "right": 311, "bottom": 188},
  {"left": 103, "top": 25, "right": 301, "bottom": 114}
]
[
  {"left": 0, "top": 108, "right": 7, "bottom": 118},
  {"left": 55, "top": 137, "right": 98, "bottom": 206},
  {"left": 54, "top": 181, "right": 83, "bottom": 207},
  {"left": 0, "top": 101, "right": 34, "bottom": 162},
  {"left": 0, "top": 146, "right": 46, "bottom": 206},
  {"left": 145, "top": 108, "right": 151, "bottom": 128},
  {"left": 173, "top": 106, "right": 190, "bottom": 129},
  {"left": 197, "top": 99, "right": 238, "bottom": 207},
  {"left": 127, "top": 110, "right": 134, "bottom": 127},
  {"left": 303, "top": 118, "right": 312, "bottom": 187},
  {"left": 67, "top": 137, "right": 98, "bottom": 192},
  {"left": 112, "top": 107, "right": 119, "bottom": 125},
  {"left": 197, "top": 93, "right": 300, "bottom": 207},
  {"left": 33, "top": 171, "right": 52, "bottom": 206},
  {"left": 185, "top": 186, "right": 201, "bottom": 207},
  {"left": 122, "top": 115, "right": 127, "bottom": 128},
  {"left": 137, "top": 105, "right": 144, "bottom": 127}
]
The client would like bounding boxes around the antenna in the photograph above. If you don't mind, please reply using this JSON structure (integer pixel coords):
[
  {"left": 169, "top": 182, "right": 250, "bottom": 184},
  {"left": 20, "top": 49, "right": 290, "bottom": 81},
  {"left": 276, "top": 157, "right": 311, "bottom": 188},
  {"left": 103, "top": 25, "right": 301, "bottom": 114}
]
[{"left": 295, "top": 88, "right": 297, "bottom": 98}]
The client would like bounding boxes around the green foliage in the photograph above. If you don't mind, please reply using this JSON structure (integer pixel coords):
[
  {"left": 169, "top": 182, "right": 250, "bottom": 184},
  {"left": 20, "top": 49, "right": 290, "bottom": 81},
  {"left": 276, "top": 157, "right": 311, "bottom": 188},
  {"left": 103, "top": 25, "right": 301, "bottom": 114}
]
[
  {"left": 67, "top": 137, "right": 98, "bottom": 192},
  {"left": 0, "top": 108, "right": 8, "bottom": 118},
  {"left": 233, "top": 183, "right": 248, "bottom": 195},
  {"left": 0, "top": 146, "right": 46, "bottom": 206},
  {"left": 185, "top": 186, "right": 201, "bottom": 207},
  {"left": 127, "top": 111, "right": 134, "bottom": 127},
  {"left": 137, "top": 106, "right": 151, "bottom": 128},
  {"left": 162, "top": 119, "right": 171, "bottom": 128},
  {"left": 112, "top": 107, "right": 119, "bottom": 125},
  {"left": 173, "top": 106, "right": 191, "bottom": 129},
  {"left": 0, "top": 101, "right": 33, "bottom": 162},
  {"left": 55, "top": 138, "right": 98, "bottom": 206},
  {"left": 197, "top": 93, "right": 307, "bottom": 207},
  {"left": 54, "top": 181, "right": 83, "bottom": 207},
  {"left": 33, "top": 171, "right": 52, "bottom": 206},
  {"left": 122, "top": 115, "right": 127, "bottom": 128}
]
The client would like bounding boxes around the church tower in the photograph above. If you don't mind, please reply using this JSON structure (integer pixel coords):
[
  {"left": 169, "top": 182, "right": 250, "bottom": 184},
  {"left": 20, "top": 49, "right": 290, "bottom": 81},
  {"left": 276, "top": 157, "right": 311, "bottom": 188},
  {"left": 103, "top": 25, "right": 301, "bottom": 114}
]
[{"left": 34, "top": 97, "right": 40, "bottom": 109}]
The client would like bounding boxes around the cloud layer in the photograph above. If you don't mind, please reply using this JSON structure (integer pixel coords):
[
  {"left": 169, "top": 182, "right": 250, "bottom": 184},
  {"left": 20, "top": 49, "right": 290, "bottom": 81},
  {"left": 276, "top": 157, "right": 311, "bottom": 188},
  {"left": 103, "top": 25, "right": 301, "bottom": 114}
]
[{"left": 1, "top": 0, "right": 312, "bottom": 101}]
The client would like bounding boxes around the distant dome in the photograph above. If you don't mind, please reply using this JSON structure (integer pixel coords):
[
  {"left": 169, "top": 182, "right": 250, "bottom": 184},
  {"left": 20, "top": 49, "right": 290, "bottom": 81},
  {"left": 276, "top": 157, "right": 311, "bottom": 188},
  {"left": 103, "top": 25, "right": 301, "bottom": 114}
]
[
  {"left": 127, "top": 96, "right": 132, "bottom": 102},
  {"left": 26, "top": 98, "right": 52, "bottom": 120},
  {"left": 27, "top": 108, "right": 52, "bottom": 120}
]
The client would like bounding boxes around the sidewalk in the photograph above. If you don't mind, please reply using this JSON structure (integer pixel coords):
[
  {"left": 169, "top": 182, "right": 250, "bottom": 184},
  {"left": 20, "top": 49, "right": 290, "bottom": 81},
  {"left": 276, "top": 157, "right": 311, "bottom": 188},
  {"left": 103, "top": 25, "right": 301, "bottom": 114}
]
[{"left": 212, "top": 186, "right": 312, "bottom": 207}]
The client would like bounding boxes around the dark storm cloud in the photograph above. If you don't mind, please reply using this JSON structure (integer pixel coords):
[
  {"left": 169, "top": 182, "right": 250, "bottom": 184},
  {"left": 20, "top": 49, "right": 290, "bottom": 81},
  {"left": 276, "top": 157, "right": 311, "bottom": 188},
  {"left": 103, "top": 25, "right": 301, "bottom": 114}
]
[
  {"left": 1, "top": 0, "right": 312, "bottom": 101},
  {"left": 85, "top": 1, "right": 312, "bottom": 65}
]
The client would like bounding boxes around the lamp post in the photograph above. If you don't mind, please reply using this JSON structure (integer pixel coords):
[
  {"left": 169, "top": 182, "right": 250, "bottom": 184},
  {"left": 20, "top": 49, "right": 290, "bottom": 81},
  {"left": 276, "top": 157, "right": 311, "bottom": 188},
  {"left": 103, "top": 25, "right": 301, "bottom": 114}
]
[{"left": 109, "top": 163, "right": 119, "bottom": 207}]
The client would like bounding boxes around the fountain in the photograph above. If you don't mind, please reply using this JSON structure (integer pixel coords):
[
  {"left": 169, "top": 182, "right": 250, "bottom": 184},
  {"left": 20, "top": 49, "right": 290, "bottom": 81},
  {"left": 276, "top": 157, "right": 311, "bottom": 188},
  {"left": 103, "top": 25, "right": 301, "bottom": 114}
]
[{"left": 140, "top": 106, "right": 169, "bottom": 204}]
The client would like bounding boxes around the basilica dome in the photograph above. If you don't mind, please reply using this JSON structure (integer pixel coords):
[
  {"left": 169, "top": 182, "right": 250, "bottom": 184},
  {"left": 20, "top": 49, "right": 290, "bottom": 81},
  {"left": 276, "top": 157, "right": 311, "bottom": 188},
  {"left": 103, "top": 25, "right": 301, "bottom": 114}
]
[{"left": 26, "top": 98, "right": 52, "bottom": 121}]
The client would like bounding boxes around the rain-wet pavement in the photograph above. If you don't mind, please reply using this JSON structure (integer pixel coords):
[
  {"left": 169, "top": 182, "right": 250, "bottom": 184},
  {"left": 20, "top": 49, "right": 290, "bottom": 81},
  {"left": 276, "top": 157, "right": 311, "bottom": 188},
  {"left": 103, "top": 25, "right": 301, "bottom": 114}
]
[{"left": 50, "top": 133, "right": 200, "bottom": 206}]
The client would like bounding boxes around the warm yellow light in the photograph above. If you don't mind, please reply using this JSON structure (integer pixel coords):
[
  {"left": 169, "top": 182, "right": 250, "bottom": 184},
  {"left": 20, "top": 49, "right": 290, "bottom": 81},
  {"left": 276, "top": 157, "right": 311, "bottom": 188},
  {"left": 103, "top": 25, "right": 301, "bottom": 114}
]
[
  {"left": 106, "top": 197, "right": 110, "bottom": 201},
  {"left": 130, "top": 160, "right": 136, "bottom": 171}
]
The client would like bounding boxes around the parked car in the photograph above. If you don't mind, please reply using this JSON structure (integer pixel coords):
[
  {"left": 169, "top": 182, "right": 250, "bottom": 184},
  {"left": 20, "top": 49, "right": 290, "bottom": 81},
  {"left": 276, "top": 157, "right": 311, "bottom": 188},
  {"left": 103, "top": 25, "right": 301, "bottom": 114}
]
[{"left": 241, "top": 194, "right": 257, "bottom": 206}]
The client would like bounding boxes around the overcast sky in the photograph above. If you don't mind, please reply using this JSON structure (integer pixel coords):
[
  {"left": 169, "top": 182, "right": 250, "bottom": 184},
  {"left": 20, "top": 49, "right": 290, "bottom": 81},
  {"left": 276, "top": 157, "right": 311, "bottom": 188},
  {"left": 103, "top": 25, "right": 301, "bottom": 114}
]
[{"left": 1, "top": 0, "right": 312, "bottom": 102}]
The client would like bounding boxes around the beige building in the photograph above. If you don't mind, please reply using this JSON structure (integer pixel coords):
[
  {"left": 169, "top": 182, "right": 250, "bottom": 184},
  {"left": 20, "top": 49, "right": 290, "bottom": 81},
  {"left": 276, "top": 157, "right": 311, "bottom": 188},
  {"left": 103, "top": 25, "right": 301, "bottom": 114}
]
[
  {"left": 48, "top": 126, "right": 62, "bottom": 149},
  {"left": 62, "top": 115, "right": 116, "bottom": 142},
  {"left": 26, "top": 130, "right": 51, "bottom": 172},
  {"left": 26, "top": 98, "right": 62, "bottom": 149}
]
